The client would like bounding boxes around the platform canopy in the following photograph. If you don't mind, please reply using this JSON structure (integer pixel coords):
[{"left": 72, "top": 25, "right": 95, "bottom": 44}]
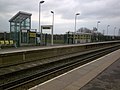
[{"left": 9, "top": 11, "right": 32, "bottom": 23}]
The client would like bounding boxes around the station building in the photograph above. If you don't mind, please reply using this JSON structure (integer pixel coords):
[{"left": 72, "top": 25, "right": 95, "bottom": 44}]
[{"left": 65, "top": 28, "right": 104, "bottom": 44}]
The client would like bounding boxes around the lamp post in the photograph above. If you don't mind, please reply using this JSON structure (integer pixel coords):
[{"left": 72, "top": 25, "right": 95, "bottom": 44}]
[
  {"left": 51, "top": 11, "right": 54, "bottom": 45},
  {"left": 103, "top": 30, "right": 105, "bottom": 35},
  {"left": 114, "top": 27, "right": 116, "bottom": 36},
  {"left": 96, "top": 21, "right": 100, "bottom": 42},
  {"left": 107, "top": 25, "right": 110, "bottom": 35},
  {"left": 74, "top": 13, "right": 80, "bottom": 44},
  {"left": 118, "top": 29, "right": 120, "bottom": 36},
  {"left": 97, "top": 21, "right": 100, "bottom": 32},
  {"left": 39, "top": 0, "right": 45, "bottom": 45}
]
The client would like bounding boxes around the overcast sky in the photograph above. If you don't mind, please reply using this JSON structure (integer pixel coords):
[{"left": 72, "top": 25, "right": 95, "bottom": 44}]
[{"left": 0, "top": 0, "right": 120, "bottom": 35}]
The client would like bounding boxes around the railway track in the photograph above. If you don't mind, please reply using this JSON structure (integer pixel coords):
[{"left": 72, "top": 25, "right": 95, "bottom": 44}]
[{"left": 0, "top": 44, "right": 120, "bottom": 90}]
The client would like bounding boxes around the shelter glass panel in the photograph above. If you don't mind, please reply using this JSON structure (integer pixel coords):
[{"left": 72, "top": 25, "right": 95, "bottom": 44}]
[{"left": 9, "top": 11, "right": 32, "bottom": 47}]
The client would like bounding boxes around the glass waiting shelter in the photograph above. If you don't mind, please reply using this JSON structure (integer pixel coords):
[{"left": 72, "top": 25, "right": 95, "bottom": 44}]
[{"left": 9, "top": 11, "right": 32, "bottom": 47}]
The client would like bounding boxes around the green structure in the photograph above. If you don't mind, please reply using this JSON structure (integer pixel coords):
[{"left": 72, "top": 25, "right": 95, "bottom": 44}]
[{"left": 9, "top": 11, "right": 36, "bottom": 47}]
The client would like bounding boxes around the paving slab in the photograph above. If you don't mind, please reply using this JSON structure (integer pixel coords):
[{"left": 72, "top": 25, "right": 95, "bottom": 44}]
[{"left": 80, "top": 54, "right": 120, "bottom": 90}]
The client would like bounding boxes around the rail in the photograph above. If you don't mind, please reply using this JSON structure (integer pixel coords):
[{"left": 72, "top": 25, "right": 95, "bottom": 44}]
[
  {"left": 0, "top": 44, "right": 120, "bottom": 90},
  {"left": 0, "top": 40, "right": 120, "bottom": 68}
]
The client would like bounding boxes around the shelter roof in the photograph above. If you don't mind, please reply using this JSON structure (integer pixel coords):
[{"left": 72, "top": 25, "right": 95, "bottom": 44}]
[{"left": 9, "top": 11, "right": 32, "bottom": 23}]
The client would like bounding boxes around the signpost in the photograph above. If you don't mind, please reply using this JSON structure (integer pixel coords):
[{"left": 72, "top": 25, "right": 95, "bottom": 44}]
[{"left": 41, "top": 25, "right": 53, "bottom": 45}]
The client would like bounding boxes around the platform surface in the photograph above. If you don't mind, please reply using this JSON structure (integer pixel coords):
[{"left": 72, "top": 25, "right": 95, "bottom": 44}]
[
  {"left": 29, "top": 49, "right": 120, "bottom": 90},
  {"left": 80, "top": 56, "right": 120, "bottom": 90},
  {"left": 0, "top": 46, "right": 48, "bottom": 54},
  {"left": 0, "top": 41, "right": 116, "bottom": 54}
]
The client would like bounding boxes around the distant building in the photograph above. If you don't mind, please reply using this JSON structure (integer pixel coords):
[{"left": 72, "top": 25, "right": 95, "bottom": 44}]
[
  {"left": 75, "top": 27, "right": 103, "bottom": 43},
  {"left": 65, "top": 27, "right": 104, "bottom": 44}
]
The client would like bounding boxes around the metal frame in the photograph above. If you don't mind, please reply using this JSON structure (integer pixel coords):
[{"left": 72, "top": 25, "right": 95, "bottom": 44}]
[{"left": 41, "top": 25, "right": 53, "bottom": 45}]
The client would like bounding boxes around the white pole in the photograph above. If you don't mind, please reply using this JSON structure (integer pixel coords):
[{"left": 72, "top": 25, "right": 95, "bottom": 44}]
[
  {"left": 39, "top": 1, "right": 44, "bottom": 45},
  {"left": 51, "top": 11, "right": 54, "bottom": 45},
  {"left": 107, "top": 25, "right": 110, "bottom": 35},
  {"left": 97, "top": 21, "right": 100, "bottom": 32},
  {"left": 74, "top": 13, "right": 80, "bottom": 44},
  {"left": 114, "top": 27, "right": 116, "bottom": 36}
]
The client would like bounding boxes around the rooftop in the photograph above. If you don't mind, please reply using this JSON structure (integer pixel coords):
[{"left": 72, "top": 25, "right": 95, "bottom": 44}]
[{"left": 9, "top": 11, "right": 32, "bottom": 23}]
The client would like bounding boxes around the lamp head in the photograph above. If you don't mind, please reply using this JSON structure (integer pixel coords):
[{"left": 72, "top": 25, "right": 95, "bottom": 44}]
[
  {"left": 40, "top": 1, "right": 45, "bottom": 4},
  {"left": 98, "top": 21, "right": 100, "bottom": 23},
  {"left": 51, "top": 11, "right": 54, "bottom": 13},
  {"left": 76, "top": 13, "right": 80, "bottom": 15}
]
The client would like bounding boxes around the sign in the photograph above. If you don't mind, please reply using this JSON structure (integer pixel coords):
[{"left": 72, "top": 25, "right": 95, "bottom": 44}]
[
  {"left": 5, "top": 40, "right": 9, "bottom": 45},
  {"left": 41, "top": 25, "right": 53, "bottom": 30},
  {"left": 0, "top": 41, "right": 4, "bottom": 44},
  {"left": 30, "top": 29, "right": 37, "bottom": 32},
  {"left": 10, "top": 40, "right": 14, "bottom": 44},
  {"left": 29, "top": 32, "right": 36, "bottom": 37},
  {"left": 42, "top": 27, "right": 51, "bottom": 29},
  {"left": 21, "top": 29, "right": 28, "bottom": 32}
]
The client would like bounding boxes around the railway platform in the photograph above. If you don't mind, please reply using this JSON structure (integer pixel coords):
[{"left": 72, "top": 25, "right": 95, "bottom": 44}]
[
  {"left": 0, "top": 41, "right": 119, "bottom": 54},
  {"left": 0, "top": 45, "right": 46, "bottom": 54},
  {"left": 29, "top": 49, "right": 120, "bottom": 90}
]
